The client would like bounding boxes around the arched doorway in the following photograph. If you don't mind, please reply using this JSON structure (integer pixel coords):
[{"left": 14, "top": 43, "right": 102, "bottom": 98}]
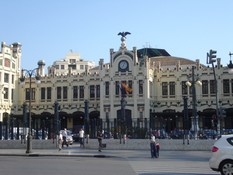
[
  {"left": 117, "top": 109, "right": 132, "bottom": 137},
  {"left": 40, "top": 112, "right": 52, "bottom": 139},
  {"left": 3, "top": 112, "right": 9, "bottom": 140},
  {"left": 72, "top": 111, "right": 85, "bottom": 135},
  {"left": 89, "top": 111, "right": 100, "bottom": 138}
]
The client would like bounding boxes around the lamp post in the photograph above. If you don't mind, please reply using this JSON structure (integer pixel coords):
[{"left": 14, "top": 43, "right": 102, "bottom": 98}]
[
  {"left": 186, "top": 66, "right": 202, "bottom": 140},
  {"left": 20, "top": 68, "right": 40, "bottom": 153},
  {"left": 84, "top": 100, "right": 89, "bottom": 144},
  {"left": 120, "top": 97, "right": 127, "bottom": 144},
  {"left": 54, "top": 101, "right": 60, "bottom": 141},
  {"left": 183, "top": 96, "right": 189, "bottom": 144}
]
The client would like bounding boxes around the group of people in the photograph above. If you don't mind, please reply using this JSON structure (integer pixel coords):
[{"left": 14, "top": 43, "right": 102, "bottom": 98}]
[
  {"left": 58, "top": 128, "right": 104, "bottom": 152},
  {"left": 59, "top": 129, "right": 160, "bottom": 158},
  {"left": 150, "top": 134, "right": 160, "bottom": 158}
]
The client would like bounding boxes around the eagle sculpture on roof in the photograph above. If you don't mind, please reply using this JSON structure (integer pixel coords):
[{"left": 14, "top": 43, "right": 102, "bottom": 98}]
[{"left": 118, "top": 32, "right": 131, "bottom": 38}]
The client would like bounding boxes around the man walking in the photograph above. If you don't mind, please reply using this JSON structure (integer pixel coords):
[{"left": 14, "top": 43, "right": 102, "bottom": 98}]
[
  {"left": 97, "top": 130, "right": 103, "bottom": 152},
  {"left": 62, "top": 128, "right": 68, "bottom": 148},
  {"left": 79, "top": 128, "right": 84, "bottom": 147}
]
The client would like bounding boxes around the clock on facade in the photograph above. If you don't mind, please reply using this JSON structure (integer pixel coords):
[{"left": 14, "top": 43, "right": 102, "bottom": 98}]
[{"left": 119, "top": 60, "right": 128, "bottom": 71}]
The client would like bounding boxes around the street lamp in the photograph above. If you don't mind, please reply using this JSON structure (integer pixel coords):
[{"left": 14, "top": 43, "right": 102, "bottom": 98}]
[
  {"left": 84, "top": 100, "right": 89, "bottom": 144},
  {"left": 183, "top": 96, "right": 189, "bottom": 144},
  {"left": 20, "top": 68, "right": 40, "bottom": 153},
  {"left": 186, "top": 66, "right": 202, "bottom": 140},
  {"left": 120, "top": 97, "right": 127, "bottom": 144}
]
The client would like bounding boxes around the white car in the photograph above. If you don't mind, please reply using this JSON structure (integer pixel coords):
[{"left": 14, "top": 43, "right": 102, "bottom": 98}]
[
  {"left": 209, "top": 134, "right": 233, "bottom": 175},
  {"left": 60, "top": 130, "right": 73, "bottom": 145}
]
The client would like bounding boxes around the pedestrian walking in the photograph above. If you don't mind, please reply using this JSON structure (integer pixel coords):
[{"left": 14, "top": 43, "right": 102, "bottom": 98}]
[
  {"left": 155, "top": 138, "right": 160, "bottom": 157},
  {"left": 62, "top": 128, "right": 68, "bottom": 148},
  {"left": 58, "top": 131, "right": 63, "bottom": 151},
  {"left": 150, "top": 134, "right": 157, "bottom": 158},
  {"left": 79, "top": 128, "right": 85, "bottom": 147},
  {"left": 97, "top": 130, "right": 103, "bottom": 152}
]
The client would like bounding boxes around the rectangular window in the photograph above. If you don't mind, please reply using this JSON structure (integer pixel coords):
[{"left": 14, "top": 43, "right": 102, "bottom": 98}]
[
  {"left": 116, "top": 81, "right": 120, "bottom": 95},
  {"left": 61, "top": 65, "right": 65, "bottom": 69},
  {"left": 162, "top": 82, "right": 168, "bottom": 96},
  {"left": 63, "top": 86, "right": 67, "bottom": 99},
  {"left": 80, "top": 86, "right": 84, "bottom": 99},
  {"left": 169, "top": 81, "right": 175, "bottom": 96},
  {"left": 90, "top": 85, "right": 95, "bottom": 98},
  {"left": 4, "top": 73, "right": 9, "bottom": 83},
  {"left": 96, "top": 85, "right": 100, "bottom": 98},
  {"left": 73, "top": 86, "right": 78, "bottom": 99},
  {"left": 182, "top": 81, "right": 188, "bottom": 95},
  {"left": 223, "top": 79, "right": 230, "bottom": 94},
  {"left": 139, "top": 80, "right": 143, "bottom": 95},
  {"left": 128, "top": 80, "right": 133, "bottom": 95},
  {"left": 11, "top": 89, "right": 14, "bottom": 101},
  {"left": 210, "top": 80, "right": 216, "bottom": 94},
  {"left": 57, "top": 87, "right": 62, "bottom": 100},
  {"left": 80, "top": 65, "right": 84, "bottom": 70},
  {"left": 202, "top": 80, "right": 208, "bottom": 95},
  {"left": 4, "top": 88, "right": 8, "bottom": 99},
  {"left": 231, "top": 79, "right": 233, "bottom": 95},
  {"left": 25, "top": 88, "right": 35, "bottom": 101},
  {"left": 47, "top": 87, "right": 51, "bottom": 100},
  {"left": 11, "top": 75, "right": 14, "bottom": 84},
  {"left": 69, "top": 59, "right": 76, "bottom": 64},
  {"left": 41, "top": 87, "right": 46, "bottom": 100},
  {"left": 12, "top": 62, "right": 15, "bottom": 69},
  {"left": 105, "top": 81, "right": 109, "bottom": 96},
  {"left": 4, "top": 58, "right": 10, "bottom": 67}
]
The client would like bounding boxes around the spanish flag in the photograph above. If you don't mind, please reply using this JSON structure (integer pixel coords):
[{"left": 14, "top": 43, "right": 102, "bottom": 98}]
[{"left": 121, "top": 82, "right": 133, "bottom": 94}]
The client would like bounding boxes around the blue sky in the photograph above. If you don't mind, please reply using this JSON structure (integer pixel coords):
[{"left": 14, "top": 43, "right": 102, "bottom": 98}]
[{"left": 1, "top": 0, "right": 233, "bottom": 70}]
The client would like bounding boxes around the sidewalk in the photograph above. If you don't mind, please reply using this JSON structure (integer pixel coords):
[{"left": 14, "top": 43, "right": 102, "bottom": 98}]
[{"left": 0, "top": 145, "right": 143, "bottom": 158}]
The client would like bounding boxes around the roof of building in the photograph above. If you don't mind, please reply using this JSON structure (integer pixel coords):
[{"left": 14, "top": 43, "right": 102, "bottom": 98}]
[
  {"left": 150, "top": 56, "right": 196, "bottom": 66},
  {"left": 137, "top": 48, "right": 171, "bottom": 58},
  {"left": 137, "top": 48, "right": 201, "bottom": 66}
]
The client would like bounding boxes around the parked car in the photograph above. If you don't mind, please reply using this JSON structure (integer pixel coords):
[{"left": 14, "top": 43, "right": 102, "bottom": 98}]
[
  {"left": 60, "top": 130, "right": 73, "bottom": 145},
  {"left": 72, "top": 132, "right": 80, "bottom": 142},
  {"left": 209, "top": 134, "right": 233, "bottom": 175}
]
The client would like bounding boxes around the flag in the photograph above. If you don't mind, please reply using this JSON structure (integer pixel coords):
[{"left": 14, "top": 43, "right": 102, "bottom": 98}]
[{"left": 120, "top": 82, "right": 133, "bottom": 94}]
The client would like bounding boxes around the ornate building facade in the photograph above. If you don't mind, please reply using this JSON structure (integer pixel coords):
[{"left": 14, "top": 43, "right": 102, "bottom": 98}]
[{"left": 1, "top": 35, "right": 233, "bottom": 140}]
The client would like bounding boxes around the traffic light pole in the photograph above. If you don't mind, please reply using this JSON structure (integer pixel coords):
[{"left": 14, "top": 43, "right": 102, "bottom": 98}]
[{"left": 207, "top": 49, "right": 220, "bottom": 137}]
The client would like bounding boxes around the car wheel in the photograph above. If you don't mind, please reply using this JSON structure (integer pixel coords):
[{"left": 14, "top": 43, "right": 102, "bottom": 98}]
[{"left": 220, "top": 160, "right": 233, "bottom": 175}]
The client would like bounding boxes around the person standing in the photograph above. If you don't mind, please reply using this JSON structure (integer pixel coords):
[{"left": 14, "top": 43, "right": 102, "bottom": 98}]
[
  {"left": 58, "top": 131, "right": 63, "bottom": 151},
  {"left": 150, "top": 134, "right": 157, "bottom": 158},
  {"left": 97, "top": 130, "right": 103, "bottom": 152},
  {"left": 79, "top": 128, "right": 85, "bottom": 147}
]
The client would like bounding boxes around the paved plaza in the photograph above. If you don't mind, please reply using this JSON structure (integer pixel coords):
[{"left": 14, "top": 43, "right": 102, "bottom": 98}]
[{"left": 0, "top": 144, "right": 219, "bottom": 175}]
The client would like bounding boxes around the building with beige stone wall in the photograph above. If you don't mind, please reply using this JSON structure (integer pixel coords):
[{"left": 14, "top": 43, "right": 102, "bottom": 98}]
[
  {"left": 0, "top": 42, "right": 22, "bottom": 139},
  {"left": 1, "top": 36, "right": 233, "bottom": 140}
]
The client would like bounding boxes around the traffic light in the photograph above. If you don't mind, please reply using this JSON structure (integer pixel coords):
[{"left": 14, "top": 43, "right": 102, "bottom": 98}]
[{"left": 207, "top": 49, "right": 217, "bottom": 64}]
